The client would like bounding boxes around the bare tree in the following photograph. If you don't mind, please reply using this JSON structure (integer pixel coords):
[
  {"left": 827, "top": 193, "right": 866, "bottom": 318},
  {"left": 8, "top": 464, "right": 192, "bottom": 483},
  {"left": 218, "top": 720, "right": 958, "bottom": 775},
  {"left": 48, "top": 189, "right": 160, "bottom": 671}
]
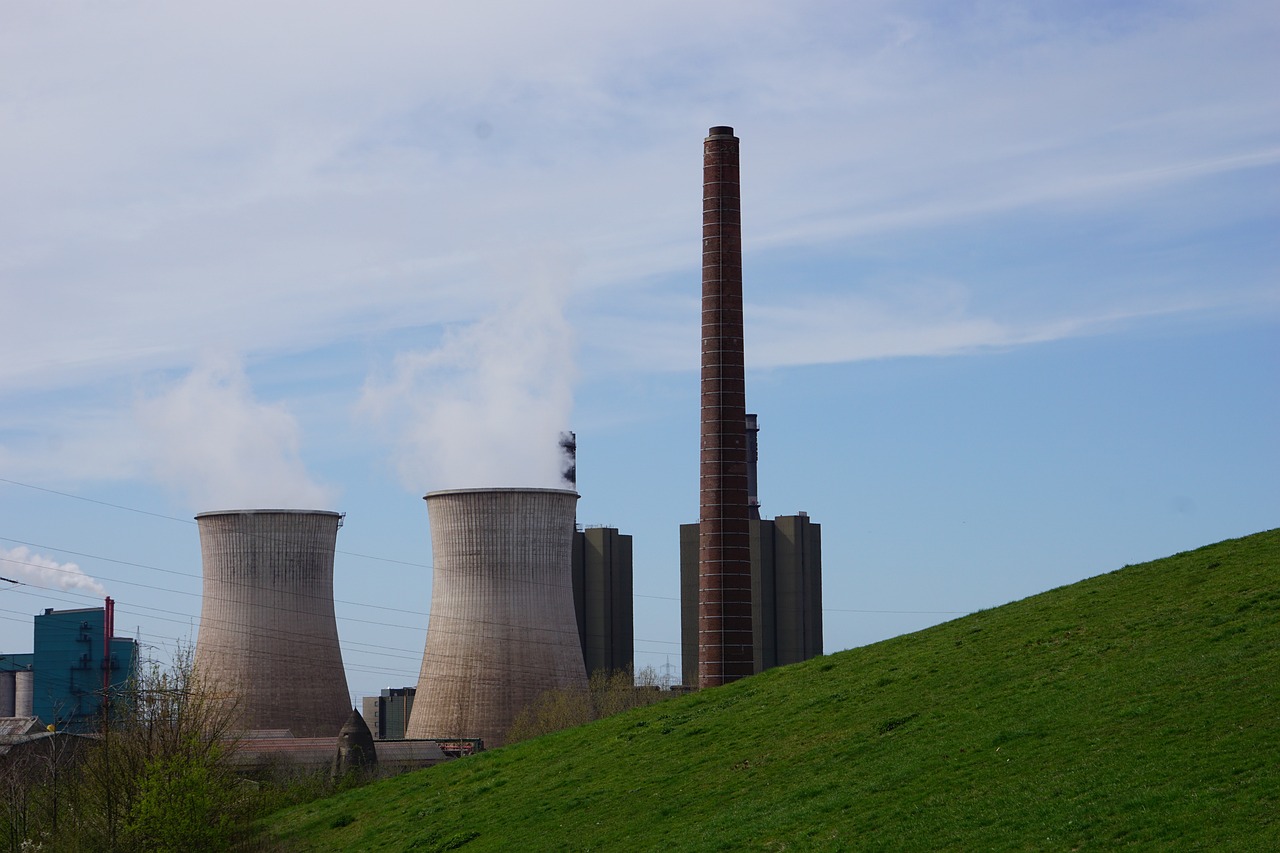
[{"left": 507, "top": 667, "right": 673, "bottom": 744}]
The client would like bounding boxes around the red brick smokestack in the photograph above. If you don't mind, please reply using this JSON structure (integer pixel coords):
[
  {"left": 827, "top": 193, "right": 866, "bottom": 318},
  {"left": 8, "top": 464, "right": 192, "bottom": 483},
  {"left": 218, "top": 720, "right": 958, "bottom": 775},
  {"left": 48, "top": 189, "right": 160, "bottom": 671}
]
[{"left": 699, "top": 125, "right": 753, "bottom": 687}]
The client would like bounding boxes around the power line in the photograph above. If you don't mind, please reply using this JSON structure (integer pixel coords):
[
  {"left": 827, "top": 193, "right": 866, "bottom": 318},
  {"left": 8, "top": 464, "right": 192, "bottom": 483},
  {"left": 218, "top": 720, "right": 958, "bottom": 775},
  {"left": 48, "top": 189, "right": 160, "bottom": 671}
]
[{"left": 0, "top": 476, "right": 431, "bottom": 568}]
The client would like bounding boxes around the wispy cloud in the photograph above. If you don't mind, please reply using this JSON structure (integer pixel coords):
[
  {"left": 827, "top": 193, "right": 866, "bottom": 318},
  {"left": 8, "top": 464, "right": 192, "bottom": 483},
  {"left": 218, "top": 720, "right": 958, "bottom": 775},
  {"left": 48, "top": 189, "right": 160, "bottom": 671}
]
[{"left": 0, "top": 0, "right": 1274, "bottom": 394}]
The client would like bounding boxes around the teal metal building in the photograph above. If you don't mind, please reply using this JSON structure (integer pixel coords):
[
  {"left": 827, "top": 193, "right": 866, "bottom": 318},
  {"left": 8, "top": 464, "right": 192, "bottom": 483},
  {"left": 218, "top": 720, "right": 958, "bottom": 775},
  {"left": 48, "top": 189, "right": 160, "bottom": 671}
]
[{"left": 32, "top": 604, "right": 137, "bottom": 732}]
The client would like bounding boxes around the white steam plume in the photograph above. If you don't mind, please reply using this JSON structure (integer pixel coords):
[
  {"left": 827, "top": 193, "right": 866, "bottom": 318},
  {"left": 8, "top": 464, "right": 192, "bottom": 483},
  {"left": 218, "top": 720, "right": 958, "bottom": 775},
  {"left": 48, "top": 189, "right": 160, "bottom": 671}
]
[
  {"left": 135, "top": 355, "right": 336, "bottom": 510},
  {"left": 0, "top": 546, "right": 107, "bottom": 597},
  {"left": 360, "top": 265, "right": 576, "bottom": 491}
]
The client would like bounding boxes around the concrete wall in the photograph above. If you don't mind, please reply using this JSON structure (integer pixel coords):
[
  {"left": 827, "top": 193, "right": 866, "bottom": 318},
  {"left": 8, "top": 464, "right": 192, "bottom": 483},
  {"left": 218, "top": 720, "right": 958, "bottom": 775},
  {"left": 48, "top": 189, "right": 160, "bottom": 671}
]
[
  {"left": 406, "top": 488, "right": 586, "bottom": 748},
  {"left": 194, "top": 509, "right": 351, "bottom": 738}
]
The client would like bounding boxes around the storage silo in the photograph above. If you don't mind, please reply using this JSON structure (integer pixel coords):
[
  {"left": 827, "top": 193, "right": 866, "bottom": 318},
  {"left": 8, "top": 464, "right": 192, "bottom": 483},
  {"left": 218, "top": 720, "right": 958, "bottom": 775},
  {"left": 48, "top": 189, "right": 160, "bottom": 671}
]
[
  {"left": 194, "top": 509, "right": 351, "bottom": 738},
  {"left": 14, "top": 670, "right": 33, "bottom": 717},
  {"left": 405, "top": 488, "right": 586, "bottom": 748}
]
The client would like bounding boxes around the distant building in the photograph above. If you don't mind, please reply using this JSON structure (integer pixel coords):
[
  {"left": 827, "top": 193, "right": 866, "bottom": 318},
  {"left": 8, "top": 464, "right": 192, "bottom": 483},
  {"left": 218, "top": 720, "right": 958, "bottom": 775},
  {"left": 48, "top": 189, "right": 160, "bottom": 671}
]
[
  {"left": 680, "top": 513, "right": 823, "bottom": 687},
  {"left": 31, "top": 602, "right": 138, "bottom": 732},
  {"left": 362, "top": 687, "right": 416, "bottom": 740},
  {"left": 572, "top": 527, "right": 634, "bottom": 677},
  {"left": 0, "top": 653, "right": 34, "bottom": 717}
]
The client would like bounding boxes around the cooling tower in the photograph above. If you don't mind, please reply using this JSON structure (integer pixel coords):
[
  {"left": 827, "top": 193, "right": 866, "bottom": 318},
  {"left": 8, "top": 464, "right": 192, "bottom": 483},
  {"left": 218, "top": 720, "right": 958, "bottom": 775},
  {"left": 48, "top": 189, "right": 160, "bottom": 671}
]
[
  {"left": 700, "top": 125, "right": 754, "bottom": 687},
  {"left": 405, "top": 488, "right": 586, "bottom": 748},
  {"left": 194, "top": 509, "right": 351, "bottom": 738}
]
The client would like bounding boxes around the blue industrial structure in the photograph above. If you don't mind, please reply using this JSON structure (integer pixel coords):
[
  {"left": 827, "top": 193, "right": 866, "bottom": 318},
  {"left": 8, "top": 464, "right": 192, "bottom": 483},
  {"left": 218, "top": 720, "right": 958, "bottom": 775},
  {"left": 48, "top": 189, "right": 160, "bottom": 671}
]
[{"left": 31, "top": 602, "right": 137, "bottom": 732}]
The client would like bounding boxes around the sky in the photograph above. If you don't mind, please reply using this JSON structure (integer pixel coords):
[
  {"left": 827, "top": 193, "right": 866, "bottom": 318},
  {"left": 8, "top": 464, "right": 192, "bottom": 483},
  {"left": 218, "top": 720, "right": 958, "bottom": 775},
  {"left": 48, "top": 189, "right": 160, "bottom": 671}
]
[{"left": 1, "top": 0, "right": 1276, "bottom": 704}]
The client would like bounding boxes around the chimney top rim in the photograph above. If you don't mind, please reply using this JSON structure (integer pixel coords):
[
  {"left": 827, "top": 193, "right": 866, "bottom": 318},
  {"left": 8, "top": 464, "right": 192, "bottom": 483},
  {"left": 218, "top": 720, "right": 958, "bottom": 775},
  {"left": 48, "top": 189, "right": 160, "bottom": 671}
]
[{"left": 194, "top": 508, "right": 341, "bottom": 519}]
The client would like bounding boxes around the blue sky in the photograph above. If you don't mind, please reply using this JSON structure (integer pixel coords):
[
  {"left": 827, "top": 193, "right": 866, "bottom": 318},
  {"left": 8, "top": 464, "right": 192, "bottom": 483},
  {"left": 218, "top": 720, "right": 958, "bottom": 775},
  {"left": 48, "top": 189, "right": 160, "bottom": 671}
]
[{"left": 1, "top": 0, "right": 1276, "bottom": 702}]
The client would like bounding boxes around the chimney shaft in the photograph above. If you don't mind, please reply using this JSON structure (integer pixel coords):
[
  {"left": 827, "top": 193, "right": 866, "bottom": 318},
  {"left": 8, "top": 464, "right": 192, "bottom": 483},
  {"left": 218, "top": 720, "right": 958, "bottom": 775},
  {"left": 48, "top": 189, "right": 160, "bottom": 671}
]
[{"left": 698, "top": 126, "right": 754, "bottom": 687}]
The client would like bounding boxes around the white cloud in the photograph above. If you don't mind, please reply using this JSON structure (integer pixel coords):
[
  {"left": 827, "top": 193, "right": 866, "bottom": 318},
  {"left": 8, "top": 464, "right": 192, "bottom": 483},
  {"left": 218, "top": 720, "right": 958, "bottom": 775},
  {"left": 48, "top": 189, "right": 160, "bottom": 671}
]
[
  {"left": 359, "top": 252, "right": 577, "bottom": 491},
  {"left": 134, "top": 355, "right": 336, "bottom": 511},
  {"left": 0, "top": 0, "right": 1274, "bottom": 398},
  {"left": 0, "top": 546, "right": 107, "bottom": 598}
]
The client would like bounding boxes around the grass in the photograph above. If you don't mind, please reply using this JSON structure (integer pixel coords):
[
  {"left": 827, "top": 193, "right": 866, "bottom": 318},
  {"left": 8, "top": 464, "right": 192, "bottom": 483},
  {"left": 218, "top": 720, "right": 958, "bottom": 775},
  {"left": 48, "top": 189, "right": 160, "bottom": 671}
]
[{"left": 262, "top": 529, "right": 1279, "bottom": 850}]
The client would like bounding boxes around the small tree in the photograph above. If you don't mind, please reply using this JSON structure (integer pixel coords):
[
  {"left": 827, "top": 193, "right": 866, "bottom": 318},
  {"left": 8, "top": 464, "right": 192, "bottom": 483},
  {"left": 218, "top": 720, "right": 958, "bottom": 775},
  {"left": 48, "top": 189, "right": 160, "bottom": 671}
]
[
  {"left": 123, "top": 745, "right": 235, "bottom": 852},
  {"left": 42, "top": 644, "right": 245, "bottom": 851},
  {"left": 507, "top": 667, "right": 674, "bottom": 744}
]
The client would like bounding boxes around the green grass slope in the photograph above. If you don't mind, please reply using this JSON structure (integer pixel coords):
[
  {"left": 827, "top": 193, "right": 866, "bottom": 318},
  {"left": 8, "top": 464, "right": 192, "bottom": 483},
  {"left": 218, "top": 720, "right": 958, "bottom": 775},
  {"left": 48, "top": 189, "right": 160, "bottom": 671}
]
[{"left": 265, "top": 530, "right": 1279, "bottom": 851}]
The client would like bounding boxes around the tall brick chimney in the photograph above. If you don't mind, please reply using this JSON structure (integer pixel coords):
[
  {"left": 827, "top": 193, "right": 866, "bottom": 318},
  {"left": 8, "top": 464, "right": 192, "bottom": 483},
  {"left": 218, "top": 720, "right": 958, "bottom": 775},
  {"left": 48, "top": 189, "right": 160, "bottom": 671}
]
[{"left": 699, "top": 125, "right": 753, "bottom": 687}]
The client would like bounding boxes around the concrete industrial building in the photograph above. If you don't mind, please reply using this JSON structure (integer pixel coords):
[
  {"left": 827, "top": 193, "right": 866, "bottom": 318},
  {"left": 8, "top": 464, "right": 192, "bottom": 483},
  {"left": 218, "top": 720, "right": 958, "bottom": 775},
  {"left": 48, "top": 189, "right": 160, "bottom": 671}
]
[
  {"left": 563, "top": 430, "right": 635, "bottom": 677},
  {"left": 682, "top": 409, "right": 824, "bottom": 686},
  {"left": 680, "top": 513, "right": 823, "bottom": 686},
  {"left": 193, "top": 509, "right": 352, "bottom": 738},
  {"left": 405, "top": 488, "right": 587, "bottom": 748},
  {"left": 572, "top": 526, "right": 634, "bottom": 677},
  {"left": 362, "top": 687, "right": 416, "bottom": 740}
]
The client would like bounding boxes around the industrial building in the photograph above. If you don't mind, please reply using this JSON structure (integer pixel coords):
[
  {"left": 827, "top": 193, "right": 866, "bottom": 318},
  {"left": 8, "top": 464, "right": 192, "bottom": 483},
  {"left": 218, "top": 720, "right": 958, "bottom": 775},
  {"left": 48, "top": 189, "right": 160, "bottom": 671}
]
[
  {"left": 33, "top": 603, "right": 137, "bottom": 732},
  {"left": 0, "top": 653, "right": 33, "bottom": 719},
  {"left": 680, "top": 513, "right": 823, "bottom": 686},
  {"left": 572, "top": 526, "right": 634, "bottom": 677},
  {"left": 690, "top": 128, "right": 825, "bottom": 688},
  {"left": 193, "top": 509, "right": 352, "bottom": 738},
  {"left": 562, "top": 430, "right": 635, "bottom": 677},
  {"left": 362, "top": 687, "right": 416, "bottom": 740},
  {"left": 405, "top": 488, "right": 587, "bottom": 748},
  {"left": 0, "top": 603, "right": 137, "bottom": 732}
]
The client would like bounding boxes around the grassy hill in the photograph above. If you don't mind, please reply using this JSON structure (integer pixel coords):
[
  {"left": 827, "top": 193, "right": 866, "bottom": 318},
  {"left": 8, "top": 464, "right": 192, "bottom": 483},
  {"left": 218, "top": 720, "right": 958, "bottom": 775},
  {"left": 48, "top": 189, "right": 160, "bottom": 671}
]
[{"left": 263, "top": 530, "right": 1279, "bottom": 850}]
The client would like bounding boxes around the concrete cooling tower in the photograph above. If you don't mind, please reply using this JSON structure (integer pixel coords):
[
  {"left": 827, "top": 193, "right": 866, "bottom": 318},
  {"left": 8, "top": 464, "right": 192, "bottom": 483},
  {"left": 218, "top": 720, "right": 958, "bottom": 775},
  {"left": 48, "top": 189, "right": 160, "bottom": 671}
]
[
  {"left": 194, "top": 509, "right": 351, "bottom": 738},
  {"left": 405, "top": 488, "right": 586, "bottom": 748}
]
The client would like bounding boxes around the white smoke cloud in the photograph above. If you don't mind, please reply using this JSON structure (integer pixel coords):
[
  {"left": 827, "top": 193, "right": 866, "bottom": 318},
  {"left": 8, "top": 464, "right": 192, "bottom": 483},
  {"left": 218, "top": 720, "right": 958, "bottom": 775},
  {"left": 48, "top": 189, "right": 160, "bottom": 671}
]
[
  {"left": 0, "top": 546, "right": 107, "bottom": 598},
  {"left": 360, "top": 257, "right": 576, "bottom": 492},
  {"left": 135, "top": 355, "right": 337, "bottom": 510}
]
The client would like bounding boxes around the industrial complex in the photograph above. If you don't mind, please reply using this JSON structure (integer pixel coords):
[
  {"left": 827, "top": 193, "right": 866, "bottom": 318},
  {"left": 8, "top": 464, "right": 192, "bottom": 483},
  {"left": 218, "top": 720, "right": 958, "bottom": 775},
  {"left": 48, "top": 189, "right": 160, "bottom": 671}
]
[{"left": 1, "top": 126, "right": 823, "bottom": 760}]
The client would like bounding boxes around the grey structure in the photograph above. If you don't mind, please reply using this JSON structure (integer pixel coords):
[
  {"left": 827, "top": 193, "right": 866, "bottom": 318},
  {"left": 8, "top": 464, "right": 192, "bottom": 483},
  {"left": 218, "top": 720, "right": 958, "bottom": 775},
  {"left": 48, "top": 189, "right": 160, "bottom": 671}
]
[
  {"left": 0, "top": 671, "right": 13, "bottom": 717},
  {"left": 194, "top": 509, "right": 351, "bottom": 738},
  {"left": 332, "top": 708, "right": 378, "bottom": 780},
  {"left": 405, "top": 488, "right": 586, "bottom": 748},
  {"left": 0, "top": 655, "right": 34, "bottom": 718},
  {"left": 571, "top": 527, "right": 634, "bottom": 677},
  {"left": 680, "top": 513, "right": 823, "bottom": 686},
  {"left": 362, "top": 687, "right": 416, "bottom": 740},
  {"left": 14, "top": 670, "right": 32, "bottom": 717}
]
